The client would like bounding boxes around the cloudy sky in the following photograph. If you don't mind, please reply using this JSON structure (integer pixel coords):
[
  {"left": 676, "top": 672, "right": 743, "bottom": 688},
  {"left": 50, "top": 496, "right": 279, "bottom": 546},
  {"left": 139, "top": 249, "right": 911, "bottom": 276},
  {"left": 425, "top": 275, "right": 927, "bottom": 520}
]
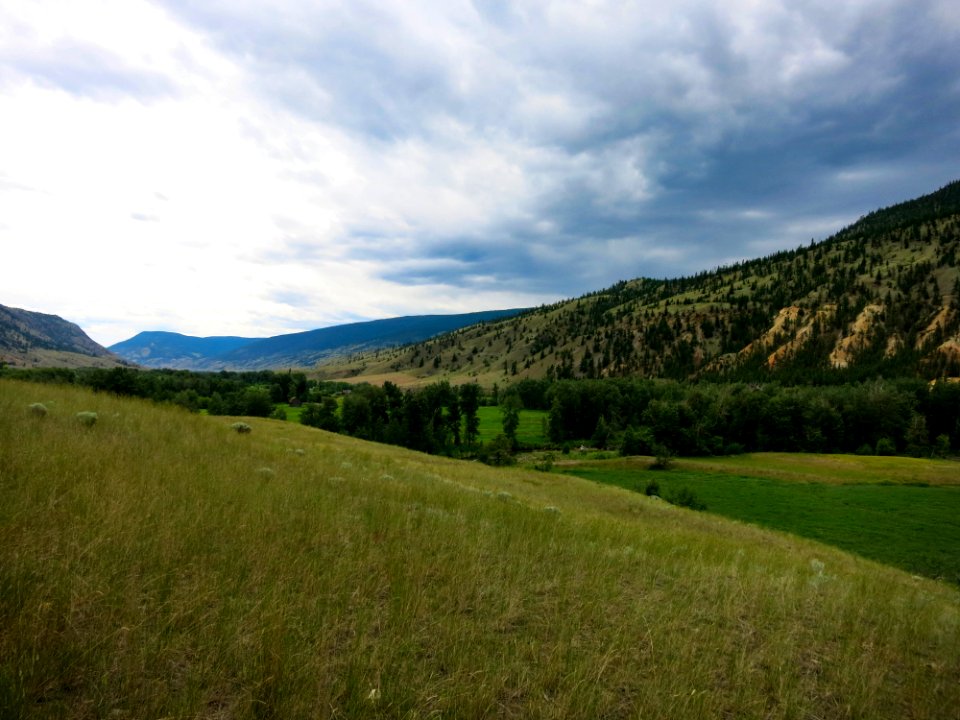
[{"left": 2, "top": 0, "right": 958, "bottom": 346}]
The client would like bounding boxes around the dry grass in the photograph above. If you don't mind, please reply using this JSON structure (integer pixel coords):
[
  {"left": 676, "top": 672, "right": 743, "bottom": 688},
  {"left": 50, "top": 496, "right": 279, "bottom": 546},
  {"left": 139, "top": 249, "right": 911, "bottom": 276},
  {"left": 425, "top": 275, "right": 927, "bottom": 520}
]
[
  {"left": 676, "top": 452, "right": 960, "bottom": 486},
  {"left": 2, "top": 379, "right": 959, "bottom": 719}
]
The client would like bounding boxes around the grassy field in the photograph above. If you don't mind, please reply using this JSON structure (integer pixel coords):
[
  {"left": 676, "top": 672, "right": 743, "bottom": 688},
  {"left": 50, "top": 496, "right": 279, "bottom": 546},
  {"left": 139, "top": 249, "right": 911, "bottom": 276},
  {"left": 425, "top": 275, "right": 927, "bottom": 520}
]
[
  {"left": 2, "top": 380, "right": 959, "bottom": 719},
  {"left": 274, "top": 402, "right": 305, "bottom": 423},
  {"left": 559, "top": 455, "right": 960, "bottom": 585},
  {"left": 476, "top": 405, "right": 548, "bottom": 444},
  {"left": 676, "top": 453, "right": 960, "bottom": 486},
  {"left": 276, "top": 402, "right": 546, "bottom": 446}
]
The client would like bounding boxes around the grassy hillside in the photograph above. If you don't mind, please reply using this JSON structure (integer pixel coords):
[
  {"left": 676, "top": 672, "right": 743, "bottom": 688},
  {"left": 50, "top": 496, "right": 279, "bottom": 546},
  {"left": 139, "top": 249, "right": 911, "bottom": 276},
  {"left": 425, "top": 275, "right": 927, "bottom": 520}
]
[
  {"left": 0, "top": 303, "right": 124, "bottom": 369},
  {"left": 317, "top": 180, "right": 960, "bottom": 386},
  {"left": 2, "top": 380, "right": 959, "bottom": 718}
]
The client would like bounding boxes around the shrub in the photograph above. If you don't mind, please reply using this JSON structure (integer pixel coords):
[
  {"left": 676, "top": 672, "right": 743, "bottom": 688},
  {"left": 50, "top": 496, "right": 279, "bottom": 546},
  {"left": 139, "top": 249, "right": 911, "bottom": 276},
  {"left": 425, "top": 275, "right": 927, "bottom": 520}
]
[
  {"left": 533, "top": 453, "right": 555, "bottom": 472},
  {"left": 668, "top": 487, "right": 707, "bottom": 511},
  {"left": 480, "top": 434, "right": 516, "bottom": 466},
  {"left": 855, "top": 443, "right": 874, "bottom": 456},
  {"left": 645, "top": 478, "right": 660, "bottom": 497},
  {"left": 230, "top": 422, "right": 252, "bottom": 434},
  {"left": 28, "top": 403, "right": 48, "bottom": 417},
  {"left": 875, "top": 437, "right": 896, "bottom": 456},
  {"left": 648, "top": 444, "right": 674, "bottom": 470},
  {"left": 933, "top": 434, "right": 951, "bottom": 458},
  {"left": 269, "top": 406, "right": 288, "bottom": 421},
  {"left": 76, "top": 411, "right": 98, "bottom": 427}
]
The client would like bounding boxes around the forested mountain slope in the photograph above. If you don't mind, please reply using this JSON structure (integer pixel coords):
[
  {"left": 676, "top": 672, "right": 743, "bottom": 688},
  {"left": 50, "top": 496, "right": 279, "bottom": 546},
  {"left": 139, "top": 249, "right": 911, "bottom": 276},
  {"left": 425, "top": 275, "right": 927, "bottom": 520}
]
[
  {"left": 111, "top": 310, "right": 528, "bottom": 370},
  {"left": 319, "top": 180, "right": 960, "bottom": 385}
]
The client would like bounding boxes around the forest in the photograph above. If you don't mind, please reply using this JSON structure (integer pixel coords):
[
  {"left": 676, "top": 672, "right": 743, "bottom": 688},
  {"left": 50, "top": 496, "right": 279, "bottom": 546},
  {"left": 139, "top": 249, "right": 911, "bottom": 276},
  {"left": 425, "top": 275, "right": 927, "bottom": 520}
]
[{"left": 5, "top": 364, "right": 959, "bottom": 462}]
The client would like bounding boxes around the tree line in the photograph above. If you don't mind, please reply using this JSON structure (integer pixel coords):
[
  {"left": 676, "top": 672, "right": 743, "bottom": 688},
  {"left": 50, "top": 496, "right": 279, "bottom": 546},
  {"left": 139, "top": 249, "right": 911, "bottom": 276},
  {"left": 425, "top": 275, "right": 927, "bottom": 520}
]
[
  {"left": 5, "top": 365, "right": 959, "bottom": 460},
  {"left": 503, "top": 376, "right": 960, "bottom": 458}
]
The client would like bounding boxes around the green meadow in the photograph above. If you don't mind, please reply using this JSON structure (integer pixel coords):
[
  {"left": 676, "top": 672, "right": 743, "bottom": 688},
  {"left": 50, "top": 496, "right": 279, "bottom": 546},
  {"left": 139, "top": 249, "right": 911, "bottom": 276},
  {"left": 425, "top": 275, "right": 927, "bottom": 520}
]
[
  {"left": 559, "top": 454, "right": 960, "bottom": 585},
  {"left": 475, "top": 405, "right": 548, "bottom": 444},
  {"left": 2, "top": 380, "right": 959, "bottom": 719}
]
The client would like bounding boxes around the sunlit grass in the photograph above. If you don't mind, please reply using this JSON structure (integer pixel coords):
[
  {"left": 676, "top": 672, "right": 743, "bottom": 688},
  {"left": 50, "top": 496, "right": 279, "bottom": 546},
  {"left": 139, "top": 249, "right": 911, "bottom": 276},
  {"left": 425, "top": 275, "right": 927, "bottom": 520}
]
[
  {"left": 2, "top": 380, "right": 958, "bottom": 718},
  {"left": 677, "top": 452, "right": 960, "bottom": 486}
]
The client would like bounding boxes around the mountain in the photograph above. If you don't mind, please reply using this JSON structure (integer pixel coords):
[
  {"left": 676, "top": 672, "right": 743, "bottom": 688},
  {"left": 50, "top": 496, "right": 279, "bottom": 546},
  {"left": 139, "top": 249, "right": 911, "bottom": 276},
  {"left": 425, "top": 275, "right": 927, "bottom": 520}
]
[
  {"left": 109, "top": 331, "right": 259, "bottom": 369},
  {"left": 316, "top": 180, "right": 960, "bottom": 386},
  {"left": 110, "top": 309, "right": 529, "bottom": 370},
  {"left": 0, "top": 304, "right": 124, "bottom": 368}
]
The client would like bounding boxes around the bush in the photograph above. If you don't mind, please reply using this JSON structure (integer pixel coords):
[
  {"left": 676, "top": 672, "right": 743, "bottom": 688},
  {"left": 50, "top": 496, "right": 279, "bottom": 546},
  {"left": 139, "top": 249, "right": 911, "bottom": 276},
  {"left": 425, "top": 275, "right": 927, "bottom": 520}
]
[
  {"left": 533, "top": 453, "right": 555, "bottom": 472},
  {"left": 269, "top": 406, "right": 288, "bottom": 421},
  {"left": 668, "top": 487, "right": 707, "bottom": 511},
  {"left": 933, "top": 434, "right": 951, "bottom": 458},
  {"left": 855, "top": 443, "right": 874, "bottom": 456},
  {"left": 76, "top": 411, "right": 98, "bottom": 427},
  {"left": 722, "top": 442, "right": 745, "bottom": 456},
  {"left": 480, "top": 434, "right": 516, "bottom": 466},
  {"left": 875, "top": 437, "right": 896, "bottom": 456},
  {"left": 230, "top": 422, "right": 252, "bottom": 434},
  {"left": 649, "top": 444, "right": 674, "bottom": 470},
  {"left": 28, "top": 403, "right": 48, "bottom": 417},
  {"left": 644, "top": 478, "right": 660, "bottom": 497}
]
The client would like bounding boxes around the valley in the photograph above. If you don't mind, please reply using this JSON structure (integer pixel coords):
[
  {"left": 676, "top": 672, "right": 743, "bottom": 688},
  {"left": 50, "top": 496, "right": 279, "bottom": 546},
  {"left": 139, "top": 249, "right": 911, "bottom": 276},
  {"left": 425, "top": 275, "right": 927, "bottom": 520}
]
[
  {"left": 2, "top": 180, "right": 960, "bottom": 719},
  {"left": 2, "top": 379, "right": 958, "bottom": 718}
]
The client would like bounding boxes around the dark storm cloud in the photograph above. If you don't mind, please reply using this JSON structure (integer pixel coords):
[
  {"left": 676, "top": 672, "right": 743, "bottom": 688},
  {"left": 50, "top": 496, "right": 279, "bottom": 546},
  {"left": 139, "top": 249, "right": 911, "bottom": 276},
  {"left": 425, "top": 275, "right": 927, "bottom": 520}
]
[{"left": 159, "top": 0, "right": 960, "bottom": 293}]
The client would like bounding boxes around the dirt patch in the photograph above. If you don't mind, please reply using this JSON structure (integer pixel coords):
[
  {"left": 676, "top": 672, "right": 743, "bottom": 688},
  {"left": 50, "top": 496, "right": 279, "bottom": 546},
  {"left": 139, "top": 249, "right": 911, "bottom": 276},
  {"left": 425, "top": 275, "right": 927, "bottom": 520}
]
[
  {"left": 744, "top": 305, "right": 835, "bottom": 368},
  {"left": 916, "top": 306, "right": 955, "bottom": 349},
  {"left": 830, "top": 304, "right": 884, "bottom": 369}
]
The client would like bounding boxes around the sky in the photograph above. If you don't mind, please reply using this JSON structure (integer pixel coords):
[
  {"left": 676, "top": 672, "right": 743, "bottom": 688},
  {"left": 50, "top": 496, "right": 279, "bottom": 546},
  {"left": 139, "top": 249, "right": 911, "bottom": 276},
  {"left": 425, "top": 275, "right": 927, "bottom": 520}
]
[{"left": 2, "top": 1, "right": 959, "bottom": 346}]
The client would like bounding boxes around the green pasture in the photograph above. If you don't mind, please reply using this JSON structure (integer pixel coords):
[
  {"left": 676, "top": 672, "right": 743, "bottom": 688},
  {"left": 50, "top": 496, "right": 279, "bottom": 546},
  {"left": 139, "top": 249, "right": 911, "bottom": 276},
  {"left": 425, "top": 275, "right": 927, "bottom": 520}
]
[
  {"left": 274, "top": 402, "right": 305, "bottom": 423},
  {"left": 475, "top": 405, "right": 548, "bottom": 444},
  {"left": 560, "top": 455, "right": 960, "bottom": 584},
  {"left": 677, "top": 452, "right": 960, "bottom": 486}
]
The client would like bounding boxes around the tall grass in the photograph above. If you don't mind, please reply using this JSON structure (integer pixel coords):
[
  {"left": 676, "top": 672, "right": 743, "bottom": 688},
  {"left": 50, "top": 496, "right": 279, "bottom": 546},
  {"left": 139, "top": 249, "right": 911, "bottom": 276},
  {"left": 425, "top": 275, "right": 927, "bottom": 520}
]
[{"left": 1, "top": 379, "right": 958, "bottom": 718}]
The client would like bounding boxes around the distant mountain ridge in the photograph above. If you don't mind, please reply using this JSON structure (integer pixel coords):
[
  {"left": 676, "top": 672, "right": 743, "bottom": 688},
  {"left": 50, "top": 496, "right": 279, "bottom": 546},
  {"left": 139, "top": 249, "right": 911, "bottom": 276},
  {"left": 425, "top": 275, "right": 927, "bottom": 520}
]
[
  {"left": 110, "top": 309, "right": 530, "bottom": 370},
  {"left": 0, "top": 304, "right": 123, "bottom": 368},
  {"left": 109, "top": 332, "right": 258, "bottom": 369}
]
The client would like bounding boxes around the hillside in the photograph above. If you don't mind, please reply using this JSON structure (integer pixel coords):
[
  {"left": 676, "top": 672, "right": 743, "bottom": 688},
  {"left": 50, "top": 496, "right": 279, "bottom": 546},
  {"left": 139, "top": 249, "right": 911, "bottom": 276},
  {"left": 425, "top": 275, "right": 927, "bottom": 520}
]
[
  {"left": 108, "top": 331, "right": 259, "bottom": 369},
  {"left": 2, "top": 379, "right": 958, "bottom": 718},
  {"left": 317, "top": 180, "right": 960, "bottom": 386},
  {"left": 110, "top": 309, "right": 528, "bottom": 370},
  {"left": 0, "top": 303, "right": 124, "bottom": 369}
]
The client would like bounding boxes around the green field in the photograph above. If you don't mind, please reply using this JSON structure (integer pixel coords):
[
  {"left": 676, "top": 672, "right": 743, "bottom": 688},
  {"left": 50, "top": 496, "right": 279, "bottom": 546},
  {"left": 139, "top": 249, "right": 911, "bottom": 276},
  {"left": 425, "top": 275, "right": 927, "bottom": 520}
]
[
  {"left": 277, "top": 402, "right": 547, "bottom": 446},
  {"left": 559, "top": 455, "right": 960, "bottom": 584},
  {"left": 274, "top": 402, "right": 305, "bottom": 423},
  {"left": 3, "top": 380, "right": 959, "bottom": 718},
  {"left": 475, "top": 405, "right": 548, "bottom": 444}
]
